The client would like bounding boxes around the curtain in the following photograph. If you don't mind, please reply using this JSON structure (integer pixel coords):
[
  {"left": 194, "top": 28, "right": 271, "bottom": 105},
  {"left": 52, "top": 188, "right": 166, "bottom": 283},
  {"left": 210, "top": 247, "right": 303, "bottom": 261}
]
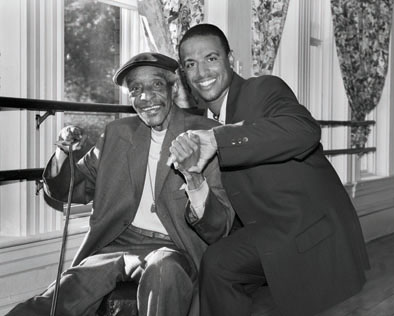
[
  {"left": 251, "top": 0, "right": 290, "bottom": 76},
  {"left": 137, "top": 0, "right": 175, "bottom": 58},
  {"left": 162, "top": 0, "right": 204, "bottom": 52},
  {"left": 331, "top": 0, "right": 393, "bottom": 148},
  {"left": 137, "top": 0, "right": 204, "bottom": 57}
]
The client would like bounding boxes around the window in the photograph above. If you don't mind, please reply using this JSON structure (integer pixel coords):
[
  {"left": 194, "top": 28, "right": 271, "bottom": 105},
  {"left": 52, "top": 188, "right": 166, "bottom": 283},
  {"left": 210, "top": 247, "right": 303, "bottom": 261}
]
[
  {"left": 272, "top": 0, "right": 390, "bottom": 183},
  {"left": 0, "top": 0, "right": 148, "bottom": 239},
  {"left": 64, "top": 0, "right": 121, "bottom": 144},
  {"left": 64, "top": 0, "right": 151, "bottom": 143},
  {"left": 62, "top": 0, "right": 150, "bottom": 216}
]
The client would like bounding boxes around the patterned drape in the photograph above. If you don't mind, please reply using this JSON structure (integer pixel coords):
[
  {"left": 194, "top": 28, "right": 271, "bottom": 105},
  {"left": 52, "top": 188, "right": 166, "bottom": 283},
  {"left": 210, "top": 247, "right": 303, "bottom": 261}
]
[
  {"left": 331, "top": 0, "right": 393, "bottom": 148},
  {"left": 251, "top": 0, "right": 290, "bottom": 76},
  {"left": 162, "top": 0, "right": 204, "bottom": 52},
  {"left": 137, "top": 0, "right": 204, "bottom": 57},
  {"left": 137, "top": 0, "right": 175, "bottom": 58}
]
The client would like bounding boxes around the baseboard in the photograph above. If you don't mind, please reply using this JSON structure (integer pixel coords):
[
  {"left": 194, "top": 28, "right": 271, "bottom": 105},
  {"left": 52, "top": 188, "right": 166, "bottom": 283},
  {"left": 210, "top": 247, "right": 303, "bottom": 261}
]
[{"left": 346, "top": 175, "right": 394, "bottom": 242}]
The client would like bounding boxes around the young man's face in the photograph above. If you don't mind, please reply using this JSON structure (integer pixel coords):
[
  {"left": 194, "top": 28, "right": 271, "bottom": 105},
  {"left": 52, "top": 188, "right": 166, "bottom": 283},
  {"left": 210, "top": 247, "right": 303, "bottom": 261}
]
[
  {"left": 179, "top": 35, "right": 232, "bottom": 103},
  {"left": 124, "top": 66, "right": 175, "bottom": 131}
]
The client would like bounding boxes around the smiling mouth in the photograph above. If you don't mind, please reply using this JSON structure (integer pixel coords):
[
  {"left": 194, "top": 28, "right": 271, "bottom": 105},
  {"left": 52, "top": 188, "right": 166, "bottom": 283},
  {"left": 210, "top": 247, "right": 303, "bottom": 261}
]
[
  {"left": 140, "top": 105, "right": 161, "bottom": 113},
  {"left": 198, "top": 78, "right": 216, "bottom": 88}
]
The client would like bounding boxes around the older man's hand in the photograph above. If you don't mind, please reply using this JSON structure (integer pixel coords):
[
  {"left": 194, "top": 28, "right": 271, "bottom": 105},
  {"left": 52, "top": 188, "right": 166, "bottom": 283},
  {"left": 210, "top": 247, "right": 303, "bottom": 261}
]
[
  {"left": 55, "top": 125, "right": 87, "bottom": 153},
  {"left": 168, "top": 129, "right": 217, "bottom": 174}
]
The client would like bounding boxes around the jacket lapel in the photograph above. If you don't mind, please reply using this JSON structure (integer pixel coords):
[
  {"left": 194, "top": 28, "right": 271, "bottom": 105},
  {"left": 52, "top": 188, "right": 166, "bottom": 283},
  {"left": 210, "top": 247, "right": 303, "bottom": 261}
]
[
  {"left": 153, "top": 106, "right": 188, "bottom": 249},
  {"left": 225, "top": 72, "right": 244, "bottom": 124},
  {"left": 126, "top": 121, "right": 151, "bottom": 209},
  {"left": 155, "top": 106, "right": 185, "bottom": 200}
]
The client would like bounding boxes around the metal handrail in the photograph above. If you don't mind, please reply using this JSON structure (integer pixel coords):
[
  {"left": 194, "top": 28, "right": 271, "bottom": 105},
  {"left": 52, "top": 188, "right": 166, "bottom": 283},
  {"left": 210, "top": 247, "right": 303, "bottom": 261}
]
[
  {"left": 0, "top": 168, "right": 43, "bottom": 182},
  {"left": 0, "top": 146, "right": 378, "bottom": 183},
  {"left": 0, "top": 96, "right": 135, "bottom": 113},
  {"left": 318, "top": 120, "right": 375, "bottom": 127},
  {"left": 0, "top": 96, "right": 377, "bottom": 183},
  {"left": 0, "top": 96, "right": 376, "bottom": 127}
]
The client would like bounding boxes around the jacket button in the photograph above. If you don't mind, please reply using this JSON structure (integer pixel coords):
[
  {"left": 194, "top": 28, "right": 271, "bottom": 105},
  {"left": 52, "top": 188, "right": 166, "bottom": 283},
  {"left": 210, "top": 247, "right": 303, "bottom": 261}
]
[
  {"left": 243, "top": 137, "right": 249, "bottom": 143},
  {"left": 231, "top": 140, "right": 237, "bottom": 145}
]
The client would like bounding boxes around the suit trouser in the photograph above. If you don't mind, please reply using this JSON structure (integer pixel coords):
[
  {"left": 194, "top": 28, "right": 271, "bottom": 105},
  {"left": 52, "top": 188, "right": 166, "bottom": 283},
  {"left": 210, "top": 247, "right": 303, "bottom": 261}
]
[
  {"left": 199, "top": 224, "right": 266, "bottom": 316},
  {"left": 6, "top": 227, "right": 196, "bottom": 316}
]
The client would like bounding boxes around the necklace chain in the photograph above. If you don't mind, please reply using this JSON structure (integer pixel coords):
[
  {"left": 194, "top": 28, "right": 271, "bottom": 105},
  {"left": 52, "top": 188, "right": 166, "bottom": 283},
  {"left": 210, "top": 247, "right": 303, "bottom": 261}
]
[
  {"left": 147, "top": 159, "right": 156, "bottom": 213},
  {"left": 148, "top": 129, "right": 165, "bottom": 213}
]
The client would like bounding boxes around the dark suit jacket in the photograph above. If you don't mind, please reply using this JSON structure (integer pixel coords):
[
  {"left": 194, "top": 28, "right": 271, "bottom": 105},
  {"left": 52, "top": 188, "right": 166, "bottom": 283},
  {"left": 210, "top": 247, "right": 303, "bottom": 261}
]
[
  {"left": 44, "top": 105, "right": 233, "bottom": 270},
  {"left": 212, "top": 73, "right": 369, "bottom": 316}
]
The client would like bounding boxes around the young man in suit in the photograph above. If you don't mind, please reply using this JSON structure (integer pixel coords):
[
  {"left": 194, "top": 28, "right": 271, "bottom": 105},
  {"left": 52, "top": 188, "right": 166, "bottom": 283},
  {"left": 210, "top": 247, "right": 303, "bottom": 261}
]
[
  {"left": 6, "top": 52, "right": 233, "bottom": 316},
  {"left": 169, "top": 23, "right": 370, "bottom": 316}
]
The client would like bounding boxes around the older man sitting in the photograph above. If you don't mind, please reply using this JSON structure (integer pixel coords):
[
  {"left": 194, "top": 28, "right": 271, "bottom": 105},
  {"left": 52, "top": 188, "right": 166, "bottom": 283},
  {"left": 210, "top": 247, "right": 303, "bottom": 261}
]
[{"left": 6, "top": 52, "right": 233, "bottom": 316}]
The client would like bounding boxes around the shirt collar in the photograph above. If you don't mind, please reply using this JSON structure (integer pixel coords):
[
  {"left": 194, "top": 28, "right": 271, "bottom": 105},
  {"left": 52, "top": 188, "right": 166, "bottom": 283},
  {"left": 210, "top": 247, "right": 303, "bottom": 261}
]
[{"left": 207, "top": 91, "right": 228, "bottom": 125}]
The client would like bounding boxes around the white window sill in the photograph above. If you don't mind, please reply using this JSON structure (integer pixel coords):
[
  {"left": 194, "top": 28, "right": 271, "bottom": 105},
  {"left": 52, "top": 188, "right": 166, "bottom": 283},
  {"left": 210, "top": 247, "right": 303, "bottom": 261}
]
[{"left": 0, "top": 215, "right": 89, "bottom": 249}]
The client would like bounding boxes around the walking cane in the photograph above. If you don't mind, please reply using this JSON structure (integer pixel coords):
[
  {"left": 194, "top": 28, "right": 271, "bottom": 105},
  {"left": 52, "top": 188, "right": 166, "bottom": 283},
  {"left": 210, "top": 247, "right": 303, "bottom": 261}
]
[{"left": 50, "top": 144, "right": 75, "bottom": 316}]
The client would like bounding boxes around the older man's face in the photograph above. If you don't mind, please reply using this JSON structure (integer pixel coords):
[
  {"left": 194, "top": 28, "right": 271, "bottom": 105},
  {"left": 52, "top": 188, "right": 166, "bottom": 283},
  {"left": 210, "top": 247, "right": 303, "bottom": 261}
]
[{"left": 124, "top": 66, "right": 175, "bottom": 131}]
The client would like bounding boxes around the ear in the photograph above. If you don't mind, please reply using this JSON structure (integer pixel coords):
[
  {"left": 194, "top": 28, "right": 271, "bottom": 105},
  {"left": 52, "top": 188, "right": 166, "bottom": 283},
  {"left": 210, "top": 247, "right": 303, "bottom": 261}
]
[
  {"left": 228, "top": 50, "right": 235, "bottom": 69},
  {"left": 171, "top": 81, "right": 179, "bottom": 95},
  {"left": 173, "top": 78, "right": 194, "bottom": 108}
]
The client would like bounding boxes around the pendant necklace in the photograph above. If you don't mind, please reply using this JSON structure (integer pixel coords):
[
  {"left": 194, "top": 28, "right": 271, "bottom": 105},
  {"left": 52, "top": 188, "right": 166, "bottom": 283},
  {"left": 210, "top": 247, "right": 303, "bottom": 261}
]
[{"left": 147, "top": 160, "right": 156, "bottom": 213}]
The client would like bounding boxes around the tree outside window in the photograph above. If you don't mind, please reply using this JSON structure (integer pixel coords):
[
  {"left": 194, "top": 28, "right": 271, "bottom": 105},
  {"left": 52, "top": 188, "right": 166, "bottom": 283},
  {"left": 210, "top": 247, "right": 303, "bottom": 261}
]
[{"left": 64, "top": 0, "right": 121, "bottom": 145}]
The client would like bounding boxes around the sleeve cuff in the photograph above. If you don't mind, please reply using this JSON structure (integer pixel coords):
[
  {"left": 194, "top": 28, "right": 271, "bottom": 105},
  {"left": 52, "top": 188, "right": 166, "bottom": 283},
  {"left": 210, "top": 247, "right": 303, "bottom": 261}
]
[{"left": 185, "top": 178, "right": 209, "bottom": 218}]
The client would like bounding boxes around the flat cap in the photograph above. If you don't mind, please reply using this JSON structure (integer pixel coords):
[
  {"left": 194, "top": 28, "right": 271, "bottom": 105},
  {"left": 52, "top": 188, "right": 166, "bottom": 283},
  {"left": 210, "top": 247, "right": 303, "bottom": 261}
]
[{"left": 113, "top": 52, "right": 179, "bottom": 86}]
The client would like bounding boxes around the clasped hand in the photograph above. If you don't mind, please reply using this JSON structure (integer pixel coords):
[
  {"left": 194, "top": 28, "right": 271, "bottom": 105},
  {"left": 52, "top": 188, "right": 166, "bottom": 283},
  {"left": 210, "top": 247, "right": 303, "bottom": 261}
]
[{"left": 167, "top": 129, "right": 218, "bottom": 174}]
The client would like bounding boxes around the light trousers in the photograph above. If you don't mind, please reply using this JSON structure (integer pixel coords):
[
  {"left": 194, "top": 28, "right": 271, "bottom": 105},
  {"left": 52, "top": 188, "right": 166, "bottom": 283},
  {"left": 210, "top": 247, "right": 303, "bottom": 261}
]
[{"left": 6, "top": 227, "right": 196, "bottom": 316}]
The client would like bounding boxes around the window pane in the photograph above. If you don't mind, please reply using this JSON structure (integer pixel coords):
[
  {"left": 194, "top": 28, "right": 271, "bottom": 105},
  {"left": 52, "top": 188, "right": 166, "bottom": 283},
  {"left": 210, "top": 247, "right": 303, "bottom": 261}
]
[{"left": 64, "top": 0, "right": 121, "bottom": 144}]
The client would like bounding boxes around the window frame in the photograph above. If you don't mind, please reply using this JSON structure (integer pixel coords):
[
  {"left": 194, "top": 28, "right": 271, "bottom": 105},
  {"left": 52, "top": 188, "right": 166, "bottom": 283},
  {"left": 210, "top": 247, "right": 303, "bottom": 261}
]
[{"left": 0, "top": 0, "right": 147, "bottom": 241}]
